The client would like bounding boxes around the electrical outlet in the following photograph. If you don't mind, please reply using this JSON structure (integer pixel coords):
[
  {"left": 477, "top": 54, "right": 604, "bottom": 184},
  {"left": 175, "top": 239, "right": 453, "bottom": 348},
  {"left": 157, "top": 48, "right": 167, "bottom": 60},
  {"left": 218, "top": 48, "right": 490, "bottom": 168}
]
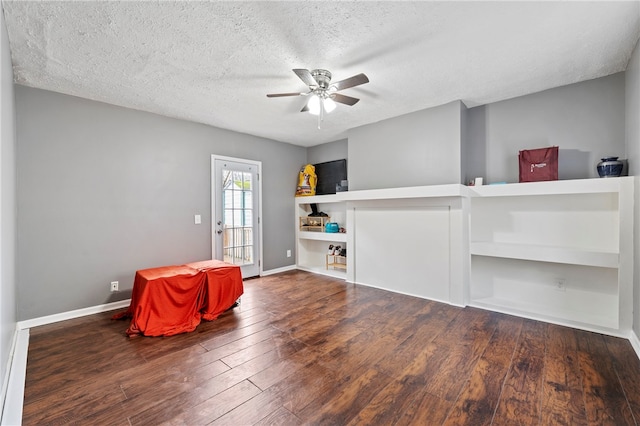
[
  {"left": 555, "top": 278, "right": 566, "bottom": 292},
  {"left": 286, "top": 249, "right": 292, "bottom": 258},
  {"left": 110, "top": 281, "right": 119, "bottom": 292}
]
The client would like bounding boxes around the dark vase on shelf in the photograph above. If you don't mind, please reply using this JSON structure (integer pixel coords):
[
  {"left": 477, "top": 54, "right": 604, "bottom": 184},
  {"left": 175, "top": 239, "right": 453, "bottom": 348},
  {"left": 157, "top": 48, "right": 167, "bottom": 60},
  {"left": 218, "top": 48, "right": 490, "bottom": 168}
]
[{"left": 597, "top": 157, "right": 623, "bottom": 178}]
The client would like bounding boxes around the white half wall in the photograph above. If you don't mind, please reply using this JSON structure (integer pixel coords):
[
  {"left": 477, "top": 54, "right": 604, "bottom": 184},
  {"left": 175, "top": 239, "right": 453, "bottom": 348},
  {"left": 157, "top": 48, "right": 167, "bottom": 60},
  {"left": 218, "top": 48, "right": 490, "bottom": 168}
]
[
  {"left": 346, "top": 193, "right": 469, "bottom": 307},
  {"left": 353, "top": 205, "right": 450, "bottom": 303}
]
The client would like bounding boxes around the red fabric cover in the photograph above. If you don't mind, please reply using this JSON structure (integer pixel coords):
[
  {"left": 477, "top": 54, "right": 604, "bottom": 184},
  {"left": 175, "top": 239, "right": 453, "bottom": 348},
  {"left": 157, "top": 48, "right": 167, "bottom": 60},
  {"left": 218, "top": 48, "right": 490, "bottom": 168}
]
[
  {"left": 186, "top": 260, "right": 244, "bottom": 321},
  {"left": 112, "top": 260, "right": 243, "bottom": 337}
]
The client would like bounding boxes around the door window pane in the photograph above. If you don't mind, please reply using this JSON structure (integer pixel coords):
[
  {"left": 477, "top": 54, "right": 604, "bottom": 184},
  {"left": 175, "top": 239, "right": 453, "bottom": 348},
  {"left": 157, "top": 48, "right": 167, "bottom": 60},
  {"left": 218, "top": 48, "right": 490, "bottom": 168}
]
[
  {"left": 243, "top": 172, "right": 252, "bottom": 190},
  {"left": 221, "top": 171, "right": 255, "bottom": 267}
]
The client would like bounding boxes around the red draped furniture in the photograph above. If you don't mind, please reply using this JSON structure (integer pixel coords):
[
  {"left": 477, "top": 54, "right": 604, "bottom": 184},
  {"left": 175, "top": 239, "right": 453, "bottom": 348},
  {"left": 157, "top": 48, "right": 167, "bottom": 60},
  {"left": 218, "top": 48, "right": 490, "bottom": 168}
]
[{"left": 112, "top": 260, "right": 243, "bottom": 337}]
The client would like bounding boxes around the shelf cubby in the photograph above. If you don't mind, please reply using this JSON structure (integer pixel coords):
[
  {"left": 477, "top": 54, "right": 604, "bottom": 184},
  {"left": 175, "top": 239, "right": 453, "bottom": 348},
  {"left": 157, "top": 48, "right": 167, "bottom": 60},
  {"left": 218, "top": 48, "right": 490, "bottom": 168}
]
[{"left": 468, "top": 177, "right": 633, "bottom": 335}]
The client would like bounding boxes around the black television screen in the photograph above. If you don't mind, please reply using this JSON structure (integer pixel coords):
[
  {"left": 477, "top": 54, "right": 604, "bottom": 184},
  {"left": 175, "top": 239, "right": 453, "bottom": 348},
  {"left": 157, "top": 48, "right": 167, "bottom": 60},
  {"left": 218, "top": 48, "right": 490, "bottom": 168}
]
[{"left": 314, "top": 159, "right": 347, "bottom": 195}]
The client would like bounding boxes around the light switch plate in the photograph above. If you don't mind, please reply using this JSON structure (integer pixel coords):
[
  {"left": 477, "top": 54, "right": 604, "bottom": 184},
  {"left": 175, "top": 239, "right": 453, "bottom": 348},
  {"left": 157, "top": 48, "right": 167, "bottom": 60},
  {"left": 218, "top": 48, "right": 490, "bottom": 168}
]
[{"left": 194, "top": 214, "right": 201, "bottom": 224}]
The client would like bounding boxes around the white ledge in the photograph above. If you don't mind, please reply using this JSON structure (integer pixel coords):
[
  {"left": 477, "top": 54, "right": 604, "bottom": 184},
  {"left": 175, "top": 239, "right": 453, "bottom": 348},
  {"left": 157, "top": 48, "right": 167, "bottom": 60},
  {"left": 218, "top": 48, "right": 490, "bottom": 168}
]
[
  {"left": 296, "top": 184, "right": 469, "bottom": 204},
  {"left": 298, "top": 231, "right": 347, "bottom": 242},
  {"left": 469, "top": 177, "right": 631, "bottom": 197},
  {"left": 470, "top": 242, "right": 619, "bottom": 268},
  {"left": 295, "top": 177, "right": 632, "bottom": 205}
]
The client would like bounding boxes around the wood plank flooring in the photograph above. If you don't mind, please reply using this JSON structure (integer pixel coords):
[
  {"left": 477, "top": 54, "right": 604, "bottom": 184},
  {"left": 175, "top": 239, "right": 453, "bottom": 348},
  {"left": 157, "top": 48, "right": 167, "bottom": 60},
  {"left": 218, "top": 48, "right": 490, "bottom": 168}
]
[{"left": 22, "top": 270, "right": 640, "bottom": 425}]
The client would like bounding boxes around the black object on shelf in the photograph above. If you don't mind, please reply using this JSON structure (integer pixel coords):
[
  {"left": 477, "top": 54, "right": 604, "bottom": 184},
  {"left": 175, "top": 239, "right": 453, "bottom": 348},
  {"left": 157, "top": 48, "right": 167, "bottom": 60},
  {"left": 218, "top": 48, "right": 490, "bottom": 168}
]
[
  {"left": 308, "top": 203, "right": 328, "bottom": 217},
  {"left": 314, "top": 159, "right": 347, "bottom": 195}
]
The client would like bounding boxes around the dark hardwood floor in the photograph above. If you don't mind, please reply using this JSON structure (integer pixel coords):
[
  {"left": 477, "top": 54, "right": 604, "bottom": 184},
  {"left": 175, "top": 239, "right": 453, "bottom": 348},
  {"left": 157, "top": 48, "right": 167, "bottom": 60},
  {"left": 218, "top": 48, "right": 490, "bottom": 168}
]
[{"left": 22, "top": 270, "right": 640, "bottom": 425}]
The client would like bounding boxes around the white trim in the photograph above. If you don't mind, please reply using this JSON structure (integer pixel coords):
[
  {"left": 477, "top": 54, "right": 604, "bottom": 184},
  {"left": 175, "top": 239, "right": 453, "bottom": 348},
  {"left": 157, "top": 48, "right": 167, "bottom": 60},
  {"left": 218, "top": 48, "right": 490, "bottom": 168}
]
[
  {"left": 1, "top": 328, "right": 28, "bottom": 426},
  {"left": 351, "top": 279, "right": 458, "bottom": 308},
  {"left": 211, "top": 155, "right": 263, "bottom": 277},
  {"left": 261, "top": 265, "right": 297, "bottom": 276},
  {"left": 630, "top": 329, "right": 640, "bottom": 361},
  {"left": 17, "top": 300, "right": 130, "bottom": 330},
  {"left": 0, "top": 327, "right": 18, "bottom": 424}
]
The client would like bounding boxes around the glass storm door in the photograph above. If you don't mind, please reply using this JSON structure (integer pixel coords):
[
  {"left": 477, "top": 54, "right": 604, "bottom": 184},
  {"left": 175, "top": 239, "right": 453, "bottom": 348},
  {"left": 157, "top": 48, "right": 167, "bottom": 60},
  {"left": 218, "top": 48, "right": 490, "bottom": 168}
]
[{"left": 213, "top": 157, "right": 260, "bottom": 278}]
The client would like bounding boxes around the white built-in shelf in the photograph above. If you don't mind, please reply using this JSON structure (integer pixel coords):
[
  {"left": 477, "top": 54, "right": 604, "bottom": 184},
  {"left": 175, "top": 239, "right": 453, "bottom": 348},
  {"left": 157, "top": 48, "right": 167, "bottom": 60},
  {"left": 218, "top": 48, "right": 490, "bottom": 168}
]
[
  {"left": 469, "top": 177, "right": 623, "bottom": 197},
  {"left": 338, "top": 184, "right": 468, "bottom": 201},
  {"left": 298, "top": 231, "right": 347, "bottom": 242},
  {"left": 295, "top": 193, "right": 348, "bottom": 204},
  {"left": 297, "top": 264, "right": 345, "bottom": 279},
  {"left": 468, "top": 176, "right": 633, "bottom": 335},
  {"left": 296, "top": 196, "right": 349, "bottom": 279},
  {"left": 470, "top": 242, "right": 619, "bottom": 268},
  {"left": 294, "top": 178, "right": 633, "bottom": 337},
  {"left": 295, "top": 183, "right": 469, "bottom": 205}
]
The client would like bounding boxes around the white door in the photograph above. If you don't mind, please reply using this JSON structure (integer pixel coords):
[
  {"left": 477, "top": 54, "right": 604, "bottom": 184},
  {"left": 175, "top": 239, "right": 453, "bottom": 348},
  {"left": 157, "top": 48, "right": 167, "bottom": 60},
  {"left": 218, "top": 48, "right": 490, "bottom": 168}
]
[{"left": 212, "top": 156, "right": 261, "bottom": 278}]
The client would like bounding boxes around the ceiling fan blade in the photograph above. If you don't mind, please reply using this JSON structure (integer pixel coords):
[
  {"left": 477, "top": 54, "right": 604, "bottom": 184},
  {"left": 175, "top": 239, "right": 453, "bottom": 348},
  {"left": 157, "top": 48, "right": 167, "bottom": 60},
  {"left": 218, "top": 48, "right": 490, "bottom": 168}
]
[
  {"left": 293, "top": 69, "right": 316, "bottom": 87},
  {"left": 332, "top": 93, "right": 360, "bottom": 106},
  {"left": 331, "top": 73, "right": 369, "bottom": 91},
  {"left": 300, "top": 104, "right": 309, "bottom": 113},
  {"left": 266, "top": 92, "right": 304, "bottom": 97}
]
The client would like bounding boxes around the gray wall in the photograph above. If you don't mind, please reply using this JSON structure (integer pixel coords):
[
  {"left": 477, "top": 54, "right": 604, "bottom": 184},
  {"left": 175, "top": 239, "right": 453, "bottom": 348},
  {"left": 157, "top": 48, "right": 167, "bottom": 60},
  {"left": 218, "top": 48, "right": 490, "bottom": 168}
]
[
  {"left": 307, "top": 139, "right": 347, "bottom": 165},
  {"left": 0, "top": 8, "right": 16, "bottom": 408},
  {"left": 16, "top": 86, "right": 305, "bottom": 320},
  {"left": 463, "top": 102, "right": 486, "bottom": 184},
  {"left": 626, "top": 38, "right": 640, "bottom": 336},
  {"left": 348, "top": 101, "right": 463, "bottom": 190},
  {"left": 459, "top": 102, "right": 471, "bottom": 184},
  {"left": 467, "top": 73, "right": 626, "bottom": 184}
]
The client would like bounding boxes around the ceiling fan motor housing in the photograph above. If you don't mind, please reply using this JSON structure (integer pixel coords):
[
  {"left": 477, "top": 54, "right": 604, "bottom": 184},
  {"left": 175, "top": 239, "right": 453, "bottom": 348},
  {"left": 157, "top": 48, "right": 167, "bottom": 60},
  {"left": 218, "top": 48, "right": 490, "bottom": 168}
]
[{"left": 311, "top": 69, "right": 332, "bottom": 89}]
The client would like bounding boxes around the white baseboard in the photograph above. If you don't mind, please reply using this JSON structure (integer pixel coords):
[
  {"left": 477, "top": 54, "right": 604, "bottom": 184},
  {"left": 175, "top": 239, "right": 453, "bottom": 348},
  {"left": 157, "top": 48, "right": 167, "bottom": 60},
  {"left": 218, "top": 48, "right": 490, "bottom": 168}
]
[
  {"left": 1, "top": 328, "right": 28, "bottom": 426},
  {"left": 630, "top": 329, "right": 640, "bottom": 361},
  {"left": 0, "top": 327, "right": 18, "bottom": 424},
  {"left": 260, "top": 265, "right": 297, "bottom": 276},
  {"left": 17, "top": 299, "right": 130, "bottom": 330}
]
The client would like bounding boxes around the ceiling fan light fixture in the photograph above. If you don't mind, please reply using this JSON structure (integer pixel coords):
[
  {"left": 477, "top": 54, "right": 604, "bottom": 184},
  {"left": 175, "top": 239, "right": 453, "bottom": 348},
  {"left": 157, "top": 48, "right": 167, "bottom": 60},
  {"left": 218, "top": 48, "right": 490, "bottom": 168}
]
[
  {"left": 324, "top": 97, "right": 336, "bottom": 113},
  {"left": 308, "top": 94, "right": 336, "bottom": 116},
  {"left": 307, "top": 94, "right": 321, "bottom": 115}
]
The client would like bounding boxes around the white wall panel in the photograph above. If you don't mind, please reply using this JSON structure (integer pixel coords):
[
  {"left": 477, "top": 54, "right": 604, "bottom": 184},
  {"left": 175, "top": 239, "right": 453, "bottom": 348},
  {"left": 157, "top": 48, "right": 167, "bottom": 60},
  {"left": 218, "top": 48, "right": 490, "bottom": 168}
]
[{"left": 353, "top": 206, "right": 450, "bottom": 303}]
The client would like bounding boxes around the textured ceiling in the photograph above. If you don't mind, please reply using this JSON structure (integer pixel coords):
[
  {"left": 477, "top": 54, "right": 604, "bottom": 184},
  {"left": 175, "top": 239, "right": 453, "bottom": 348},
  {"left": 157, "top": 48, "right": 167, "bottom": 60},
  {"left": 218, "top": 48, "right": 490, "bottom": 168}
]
[{"left": 3, "top": 1, "right": 640, "bottom": 147}]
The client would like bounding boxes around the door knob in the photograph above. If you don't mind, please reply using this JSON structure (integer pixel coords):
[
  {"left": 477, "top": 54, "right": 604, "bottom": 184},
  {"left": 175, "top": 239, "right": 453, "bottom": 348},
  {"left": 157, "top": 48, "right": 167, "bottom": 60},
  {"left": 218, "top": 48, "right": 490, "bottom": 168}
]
[
  {"left": 217, "top": 221, "right": 222, "bottom": 225},
  {"left": 217, "top": 229, "right": 223, "bottom": 234}
]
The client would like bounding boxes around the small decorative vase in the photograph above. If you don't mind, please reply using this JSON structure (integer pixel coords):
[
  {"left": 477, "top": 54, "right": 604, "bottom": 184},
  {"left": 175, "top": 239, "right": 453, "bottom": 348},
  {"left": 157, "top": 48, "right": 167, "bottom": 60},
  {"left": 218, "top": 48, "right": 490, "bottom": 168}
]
[{"left": 597, "top": 157, "right": 623, "bottom": 178}]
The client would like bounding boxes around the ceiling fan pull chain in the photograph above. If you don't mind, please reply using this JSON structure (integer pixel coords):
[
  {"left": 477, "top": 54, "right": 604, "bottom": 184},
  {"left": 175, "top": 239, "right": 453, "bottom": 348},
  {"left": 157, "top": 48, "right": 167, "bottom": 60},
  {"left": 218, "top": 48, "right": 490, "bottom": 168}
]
[{"left": 318, "top": 98, "right": 323, "bottom": 129}]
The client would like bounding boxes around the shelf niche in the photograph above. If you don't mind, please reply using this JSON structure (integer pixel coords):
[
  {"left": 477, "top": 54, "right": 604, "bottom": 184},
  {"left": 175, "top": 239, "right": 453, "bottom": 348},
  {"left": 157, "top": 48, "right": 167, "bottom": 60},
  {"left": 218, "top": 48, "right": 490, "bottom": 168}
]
[{"left": 468, "top": 177, "right": 633, "bottom": 336}]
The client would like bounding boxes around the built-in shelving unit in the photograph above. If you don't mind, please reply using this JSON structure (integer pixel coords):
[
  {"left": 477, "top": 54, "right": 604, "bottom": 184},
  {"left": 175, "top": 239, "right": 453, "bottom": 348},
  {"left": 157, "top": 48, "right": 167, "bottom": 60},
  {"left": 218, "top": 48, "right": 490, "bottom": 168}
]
[
  {"left": 468, "top": 177, "right": 633, "bottom": 335},
  {"left": 294, "top": 178, "right": 633, "bottom": 336},
  {"left": 295, "top": 185, "right": 470, "bottom": 305},
  {"left": 295, "top": 194, "right": 348, "bottom": 278}
]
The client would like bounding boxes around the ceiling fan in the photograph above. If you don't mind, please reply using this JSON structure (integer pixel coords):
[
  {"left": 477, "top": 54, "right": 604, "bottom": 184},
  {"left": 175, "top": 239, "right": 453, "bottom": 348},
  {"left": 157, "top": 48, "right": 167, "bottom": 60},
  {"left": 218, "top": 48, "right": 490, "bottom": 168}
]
[{"left": 267, "top": 68, "right": 369, "bottom": 128}]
